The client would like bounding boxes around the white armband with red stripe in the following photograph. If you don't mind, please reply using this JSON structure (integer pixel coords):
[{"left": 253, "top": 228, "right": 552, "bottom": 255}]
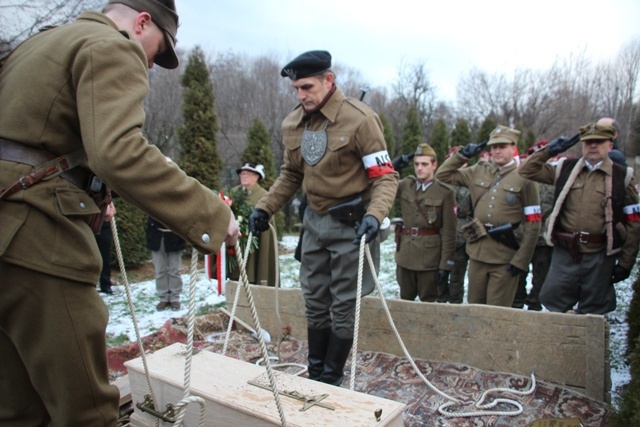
[
  {"left": 362, "top": 150, "right": 394, "bottom": 179},
  {"left": 524, "top": 205, "right": 542, "bottom": 222},
  {"left": 623, "top": 203, "right": 640, "bottom": 222}
]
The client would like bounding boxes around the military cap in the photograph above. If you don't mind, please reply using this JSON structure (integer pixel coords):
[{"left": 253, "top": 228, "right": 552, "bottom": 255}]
[
  {"left": 487, "top": 125, "right": 520, "bottom": 145},
  {"left": 236, "top": 162, "right": 265, "bottom": 180},
  {"left": 415, "top": 143, "right": 437, "bottom": 159},
  {"left": 109, "top": 0, "right": 179, "bottom": 69},
  {"left": 280, "top": 50, "right": 332, "bottom": 80},
  {"left": 579, "top": 122, "right": 616, "bottom": 141}
]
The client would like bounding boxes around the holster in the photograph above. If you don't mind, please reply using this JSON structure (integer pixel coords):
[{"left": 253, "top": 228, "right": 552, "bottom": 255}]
[
  {"left": 394, "top": 223, "right": 403, "bottom": 252},
  {"left": 460, "top": 217, "right": 487, "bottom": 243},
  {"left": 328, "top": 195, "right": 365, "bottom": 227},
  {"left": 553, "top": 230, "right": 581, "bottom": 263},
  {"left": 486, "top": 223, "right": 520, "bottom": 251},
  {"left": 87, "top": 175, "right": 112, "bottom": 235}
]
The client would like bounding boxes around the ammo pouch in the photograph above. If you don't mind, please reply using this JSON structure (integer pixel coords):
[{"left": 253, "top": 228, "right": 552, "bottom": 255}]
[
  {"left": 460, "top": 217, "right": 487, "bottom": 243},
  {"left": 328, "top": 195, "right": 365, "bottom": 227},
  {"left": 486, "top": 223, "right": 520, "bottom": 251},
  {"left": 553, "top": 230, "right": 581, "bottom": 263}
]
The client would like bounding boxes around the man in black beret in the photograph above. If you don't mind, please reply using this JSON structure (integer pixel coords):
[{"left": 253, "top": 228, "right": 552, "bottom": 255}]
[{"left": 249, "top": 50, "right": 398, "bottom": 386}]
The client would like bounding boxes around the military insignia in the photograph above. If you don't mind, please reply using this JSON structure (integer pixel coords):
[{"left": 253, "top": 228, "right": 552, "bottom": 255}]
[
  {"left": 494, "top": 126, "right": 502, "bottom": 134},
  {"left": 282, "top": 68, "right": 296, "bottom": 80},
  {"left": 416, "top": 146, "right": 423, "bottom": 155},
  {"left": 427, "top": 210, "right": 437, "bottom": 224},
  {"left": 588, "top": 123, "right": 597, "bottom": 134},
  {"left": 506, "top": 193, "right": 516, "bottom": 205},
  {"left": 301, "top": 124, "right": 328, "bottom": 166}
]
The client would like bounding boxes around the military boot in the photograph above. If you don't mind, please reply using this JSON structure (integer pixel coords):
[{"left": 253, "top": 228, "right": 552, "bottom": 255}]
[
  {"left": 307, "top": 327, "right": 331, "bottom": 381},
  {"left": 320, "top": 332, "right": 353, "bottom": 386}
]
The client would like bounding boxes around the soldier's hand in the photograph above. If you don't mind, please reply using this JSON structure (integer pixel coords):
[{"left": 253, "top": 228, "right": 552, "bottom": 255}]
[
  {"left": 435, "top": 269, "right": 450, "bottom": 286},
  {"left": 392, "top": 153, "right": 415, "bottom": 171},
  {"left": 611, "top": 265, "right": 631, "bottom": 284},
  {"left": 225, "top": 213, "right": 240, "bottom": 247},
  {"left": 353, "top": 215, "right": 380, "bottom": 245},
  {"left": 249, "top": 208, "right": 270, "bottom": 236},
  {"left": 459, "top": 141, "right": 488, "bottom": 159},
  {"left": 506, "top": 264, "right": 525, "bottom": 277},
  {"left": 547, "top": 133, "right": 580, "bottom": 156}
]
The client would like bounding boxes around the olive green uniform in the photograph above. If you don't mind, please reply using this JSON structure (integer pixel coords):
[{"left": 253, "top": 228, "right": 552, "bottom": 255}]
[
  {"left": 0, "top": 13, "right": 231, "bottom": 426},
  {"left": 444, "top": 184, "right": 472, "bottom": 303},
  {"left": 395, "top": 177, "right": 456, "bottom": 301},
  {"left": 436, "top": 152, "right": 541, "bottom": 306},
  {"left": 255, "top": 87, "right": 398, "bottom": 337}
]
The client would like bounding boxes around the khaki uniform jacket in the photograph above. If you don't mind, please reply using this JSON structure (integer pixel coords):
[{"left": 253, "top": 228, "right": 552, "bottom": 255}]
[
  {"left": 395, "top": 177, "right": 456, "bottom": 271},
  {"left": 436, "top": 152, "right": 541, "bottom": 271},
  {"left": 0, "top": 12, "right": 231, "bottom": 284},
  {"left": 255, "top": 88, "right": 398, "bottom": 223},
  {"left": 519, "top": 149, "right": 640, "bottom": 269}
]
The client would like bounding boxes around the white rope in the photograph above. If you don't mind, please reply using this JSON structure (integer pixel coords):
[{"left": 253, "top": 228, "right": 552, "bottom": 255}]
[
  {"left": 358, "top": 241, "right": 537, "bottom": 418},
  {"left": 110, "top": 218, "right": 160, "bottom": 427},
  {"left": 348, "top": 235, "right": 366, "bottom": 391},
  {"left": 172, "top": 248, "right": 207, "bottom": 426}
]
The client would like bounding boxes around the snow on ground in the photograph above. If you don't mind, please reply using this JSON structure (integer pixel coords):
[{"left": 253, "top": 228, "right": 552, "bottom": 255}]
[{"left": 103, "top": 234, "right": 634, "bottom": 407}]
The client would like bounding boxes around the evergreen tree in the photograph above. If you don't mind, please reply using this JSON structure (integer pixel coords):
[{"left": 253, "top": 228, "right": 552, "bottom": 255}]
[
  {"left": 522, "top": 129, "right": 536, "bottom": 154},
  {"left": 430, "top": 118, "right": 449, "bottom": 163},
  {"left": 178, "top": 46, "right": 222, "bottom": 190},
  {"left": 379, "top": 113, "right": 396, "bottom": 157},
  {"left": 451, "top": 118, "right": 473, "bottom": 148},
  {"left": 478, "top": 117, "right": 498, "bottom": 143},
  {"left": 400, "top": 106, "right": 422, "bottom": 178},
  {"left": 242, "top": 118, "right": 275, "bottom": 188}
]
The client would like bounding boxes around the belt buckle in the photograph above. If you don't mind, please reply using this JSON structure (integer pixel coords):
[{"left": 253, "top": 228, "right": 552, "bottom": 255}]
[
  {"left": 410, "top": 227, "right": 419, "bottom": 238},
  {"left": 578, "top": 232, "right": 589, "bottom": 244}
]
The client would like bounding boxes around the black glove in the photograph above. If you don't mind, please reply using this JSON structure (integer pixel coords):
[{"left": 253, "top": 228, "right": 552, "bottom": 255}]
[
  {"left": 352, "top": 215, "right": 380, "bottom": 245},
  {"left": 435, "top": 269, "right": 450, "bottom": 286},
  {"left": 248, "top": 208, "right": 270, "bottom": 235},
  {"left": 547, "top": 133, "right": 581, "bottom": 156},
  {"left": 506, "top": 264, "right": 526, "bottom": 277},
  {"left": 611, "top": 265, "right": 631, "bottom": 284},
  {"left": 459, "top": 141, "right": 488, "bottom": 158},
  {"left": 392, "top": 153, "right": 415, "bottom": 171}
]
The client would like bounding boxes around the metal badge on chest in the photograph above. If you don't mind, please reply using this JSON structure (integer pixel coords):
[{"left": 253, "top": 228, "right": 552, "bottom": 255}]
[{"left": 301, "top": 119, "right": 329, "bottom": 166}]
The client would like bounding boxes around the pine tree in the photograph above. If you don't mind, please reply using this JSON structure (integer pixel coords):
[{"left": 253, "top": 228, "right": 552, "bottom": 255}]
[
  {"left": 241, "top": 118, "right": 275, "bottom": 188},
  {"left": 451, "top": 118, "right": 472, "bottom": 148},
  {"left": 400, "top": 106, "right": 422, "bottom": 178},
  {"left": 178, "top": 46, "right": 222, "bottom": 190},
  {"left": 430, "top": 118, "right": 449, "bottom": 163},
  {"left": 379, "top": 113, "right": 396, "bottom": 157},
  {"left": 478, "top": 117, "right": 498, "bottom": 143}
]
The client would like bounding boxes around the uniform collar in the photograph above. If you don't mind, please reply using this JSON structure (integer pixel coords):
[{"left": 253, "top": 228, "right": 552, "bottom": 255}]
[
  {"left": 583, "top": 156, "right": 613, "bottom": 174},
  {"left": 77, "top": 11, "right": 120, "bottom": 31},
  {"left": 290, "top": 87, "right": 345, "bottom": 127}
]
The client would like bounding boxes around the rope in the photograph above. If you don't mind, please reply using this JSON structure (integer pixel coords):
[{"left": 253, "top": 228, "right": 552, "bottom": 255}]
[
  {"left": 348, "top": 235, "right": 366, "bottom": 391},
  {"left": 172, "top": 248, "right": 207, "bottom": 426},
  {"left": 233, "top": 234, "right": 288, "bottom": 426},
  {"left": 358, "top": 241, "right": 537, "bottom": 418},
  {"left": 110, "top": 218, "right": 160, "bottom": 427}
]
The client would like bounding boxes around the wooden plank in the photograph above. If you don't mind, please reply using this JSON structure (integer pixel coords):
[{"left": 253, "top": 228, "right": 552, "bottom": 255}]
[
  {"left": 125, "top": 343, "right": 405, "bottom": 427},
  {"left": 225, "top": 282, "right": 609, "bottom": 402}
]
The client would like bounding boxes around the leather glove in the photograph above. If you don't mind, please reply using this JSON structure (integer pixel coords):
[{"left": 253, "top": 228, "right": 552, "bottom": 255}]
[
  {"left": 506, "top": 264, "right": 526, "bottom": 277},
  {"left": 547, "top": 133, "right": 581, "bottom": 156},
  {"left": 392, "top": 153, "right": 415, "bottom": 171},
  {"left": 435, "top": 269, "right": 450, "bottom": 286},
  {"left": 248, "top": 208, "right": 270, "bottom": 235},
  {"left": 459, "top": 141, "right": 488, "bottom": 158},
  {"left": 353, "top": 215, "right": 380, "bottom": 245},
  {"left": 611, "top": 265, "right": 631, "bottom": 284}
]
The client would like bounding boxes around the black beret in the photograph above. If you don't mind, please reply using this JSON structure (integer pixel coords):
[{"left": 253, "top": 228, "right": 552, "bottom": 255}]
[{"left": 280, "top": 50, "right": 332, "bottom": 80}]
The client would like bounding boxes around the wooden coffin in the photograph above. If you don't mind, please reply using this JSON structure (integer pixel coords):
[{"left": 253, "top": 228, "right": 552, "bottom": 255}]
[{"left": 125, "top": 343, "right": 406, "bottom": 426}]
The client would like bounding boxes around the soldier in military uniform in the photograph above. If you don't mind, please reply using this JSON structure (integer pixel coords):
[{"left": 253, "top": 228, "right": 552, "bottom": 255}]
[
  {"left": 0, "top": 1, "right": 239, "bottom": 425},
  {"left": 437, "top": 146, "right": 472, "bottom": 304},
  {"left": 519, "top": 123, "right": 640, "bottom": 314},
  {"left": 249, "top": 50, "right": 398, "bottom": 386},
  {"left": 394, "top": 143, "right": 456, "bottom": 301},
  {"left": 436, "top": 126, "right": 541, "bottom": 307}
]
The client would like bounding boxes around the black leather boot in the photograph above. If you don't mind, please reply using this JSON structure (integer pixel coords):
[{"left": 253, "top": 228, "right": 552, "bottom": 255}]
[
  {"left": 320, "top": 332, "right": 353, "bottom": 386},
  {"left": 307, "top": 327, "right": 331, "bottom": 381}
]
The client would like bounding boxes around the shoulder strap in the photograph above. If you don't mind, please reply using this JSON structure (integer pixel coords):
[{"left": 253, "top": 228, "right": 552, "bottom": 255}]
[{"left": 473, "top": 168, "right": 514, "bottom": 210}]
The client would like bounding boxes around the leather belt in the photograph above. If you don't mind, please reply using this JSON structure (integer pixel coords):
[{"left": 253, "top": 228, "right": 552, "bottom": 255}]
[
  {"left": 0, "top": 138, "right": 89, "bottom": 191},
  {"left": 556, "top": 230, "right": 605, "bottom": 244},
  {"left": 401, "top": 227, "right": 438, "bottom": 237}
]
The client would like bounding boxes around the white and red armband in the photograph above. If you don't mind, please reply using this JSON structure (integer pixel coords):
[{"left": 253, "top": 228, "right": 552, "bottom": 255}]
[
  {"left": 362, "top": 150, "right": 394, "bottom": 179},
  {"left": 623, "top": 203, "right": 640, "bottom": 222},
  {"left": 524, "top": 205, "right": 542, "bottom": 222}
]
